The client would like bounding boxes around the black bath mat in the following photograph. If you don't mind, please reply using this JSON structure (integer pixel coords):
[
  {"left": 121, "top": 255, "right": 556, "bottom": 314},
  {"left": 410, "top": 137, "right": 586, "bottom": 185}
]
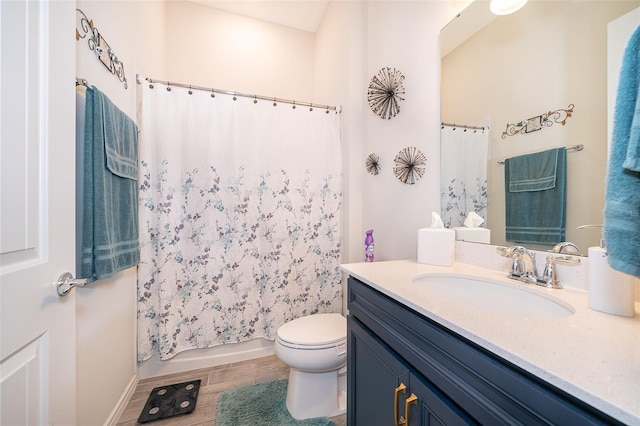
[{"left": 138, "top": 379, "right": 201, "bottom": 423}]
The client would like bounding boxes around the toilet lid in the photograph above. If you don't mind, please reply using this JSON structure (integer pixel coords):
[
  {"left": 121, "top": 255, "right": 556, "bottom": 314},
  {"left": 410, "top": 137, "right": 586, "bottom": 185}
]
[{"left": 277, "top": 313, "right": 346, "bottom": 347}]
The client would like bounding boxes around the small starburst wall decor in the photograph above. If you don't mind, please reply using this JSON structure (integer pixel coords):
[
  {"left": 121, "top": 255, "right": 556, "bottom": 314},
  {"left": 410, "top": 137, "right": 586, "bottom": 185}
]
[
  {"left": 365, "top": 153, "right": 381, "bottom": 175},
  {"left": 367, "top": 67, "right": 405, "bottom": 120},
  {"left": 393, "top": 147, "right": 426, "bottom": 185}
]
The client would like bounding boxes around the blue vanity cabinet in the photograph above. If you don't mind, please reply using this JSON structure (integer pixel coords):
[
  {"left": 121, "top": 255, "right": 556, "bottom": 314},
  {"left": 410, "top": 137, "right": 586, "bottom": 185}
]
[
  {"left": 348, "top": 316, "right": 474, "bottom": 426},
  {"left": 346, "top": 276, "right": 624, "bottom": 426}
]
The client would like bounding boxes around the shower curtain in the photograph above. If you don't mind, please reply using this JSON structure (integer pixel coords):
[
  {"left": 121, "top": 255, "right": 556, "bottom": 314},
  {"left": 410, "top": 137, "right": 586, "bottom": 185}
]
[
  {"left": 440, "top": 126, "right": 489, "bottom": 228},
  {"left": 137, "top": 83, "right": 342, "bottom": 361}
]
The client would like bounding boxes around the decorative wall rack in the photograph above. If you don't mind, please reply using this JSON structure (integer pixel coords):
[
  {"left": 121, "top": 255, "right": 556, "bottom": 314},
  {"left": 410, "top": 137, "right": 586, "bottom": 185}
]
[
  {"left": 501, "top": 104, "right": 574, "bottom": 139},
  {"left": 393, "top": 147, "right": 426, "bottom": 185},
  {"left": 367, "top": 67, "right": 405, "bottom": 120},
  {"left": 365, "top": 153, "right": 381, "bottom": 175},
  {"left": 76, "top": 9, "right": 128, "bottom": 89}
]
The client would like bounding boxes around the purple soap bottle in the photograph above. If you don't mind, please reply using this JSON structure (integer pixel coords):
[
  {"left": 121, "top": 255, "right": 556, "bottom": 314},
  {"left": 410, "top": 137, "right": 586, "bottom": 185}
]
[{"left": 365, "top": 229, "right": 374, "bottom": 262}]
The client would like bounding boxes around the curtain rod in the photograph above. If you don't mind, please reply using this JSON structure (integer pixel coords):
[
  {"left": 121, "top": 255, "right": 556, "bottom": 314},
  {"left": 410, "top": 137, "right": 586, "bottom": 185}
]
[
  {"left": 441, "top": 122, "right": 487, "bottom": 131},
  {"left": 138, "top": 75, "right": 339, "bottom": 113},
  {"left": 497, "top": 144, "right": 584, "bottom": 164}
]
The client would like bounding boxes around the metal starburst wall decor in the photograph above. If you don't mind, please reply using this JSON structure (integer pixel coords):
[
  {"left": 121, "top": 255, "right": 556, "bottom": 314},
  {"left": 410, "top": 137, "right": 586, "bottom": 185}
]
[
  {"left": 393, "top": 147, "right": 426, "bottom": 185},
  {"left": 367, "top": 67, "right": 406, "bottom": 120},
  {"left": 365, "top": 153, "right": 381, "bottom": 175}
]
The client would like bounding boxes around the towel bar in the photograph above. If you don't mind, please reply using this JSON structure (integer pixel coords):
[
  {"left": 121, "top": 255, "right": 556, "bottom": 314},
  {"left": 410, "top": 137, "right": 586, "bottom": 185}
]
[
  {"left": 497, "top": 144, "right": 583, "bottom": 164},
  {"left": 56, "top": 272, "right": 88, "bottom": 297}
]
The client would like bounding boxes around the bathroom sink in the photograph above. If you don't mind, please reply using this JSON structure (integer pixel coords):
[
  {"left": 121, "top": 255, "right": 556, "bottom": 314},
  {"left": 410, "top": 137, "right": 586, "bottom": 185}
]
[{"left": 412, "top": 274, "right": 574, "bottom": 318}]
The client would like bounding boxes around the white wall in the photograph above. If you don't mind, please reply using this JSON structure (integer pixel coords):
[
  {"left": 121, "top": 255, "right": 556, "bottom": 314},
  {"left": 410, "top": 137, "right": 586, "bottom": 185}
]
[
  {"left": 314, "top": 1, "right": 365, "bottom": 267},
  {"left": 163, "top": 1, "right": 316, "bottom": 100},
  {"left": 75, "top": 2, "right": 165, "bottom": 424},
  {"left": 361, "top": 1, "right": 461, "bottom": 261}
]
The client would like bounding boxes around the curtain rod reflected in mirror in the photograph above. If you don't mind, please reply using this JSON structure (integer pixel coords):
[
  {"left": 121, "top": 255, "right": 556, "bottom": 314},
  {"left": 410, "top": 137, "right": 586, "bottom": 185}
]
[{"left": 441, "top": 122, "right": 487, "bottom": 132}]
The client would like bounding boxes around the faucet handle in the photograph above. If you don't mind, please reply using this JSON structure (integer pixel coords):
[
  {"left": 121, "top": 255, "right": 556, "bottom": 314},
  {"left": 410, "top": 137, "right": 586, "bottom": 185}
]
[
  {"left": 540, "top": 255, "right": 559, "bottom": 288},
  {"left": 538, "top": 255, "right": 580, "bottom": 288},
  {"left": 497, "top": 245, "right": 527, "bottom": 257}
]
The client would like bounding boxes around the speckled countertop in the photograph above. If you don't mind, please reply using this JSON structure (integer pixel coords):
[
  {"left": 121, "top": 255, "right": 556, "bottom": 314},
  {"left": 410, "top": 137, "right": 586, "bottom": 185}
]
[{"left": 341, "top": 260, "right": 640, "bottom": 425}]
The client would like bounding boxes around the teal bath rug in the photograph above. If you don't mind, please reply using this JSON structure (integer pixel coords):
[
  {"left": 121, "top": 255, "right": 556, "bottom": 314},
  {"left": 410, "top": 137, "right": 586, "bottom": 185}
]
[{"left": 215, "top": 379, "right": 335, "bottom": 426}]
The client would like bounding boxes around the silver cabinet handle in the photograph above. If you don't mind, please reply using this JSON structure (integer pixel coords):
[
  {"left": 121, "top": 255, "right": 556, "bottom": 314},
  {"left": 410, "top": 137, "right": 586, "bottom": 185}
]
[{"left": 56, "top": 272, "right": 88, "bottom": 297}]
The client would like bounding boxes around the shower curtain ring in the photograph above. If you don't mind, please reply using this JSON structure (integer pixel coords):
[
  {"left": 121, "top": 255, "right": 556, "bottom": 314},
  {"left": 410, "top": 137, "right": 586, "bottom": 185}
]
[
  {"left": 292, "top": 101, "right": 296, "bottom": 109},
  {"left": 309, "top": 103, "right": 313, "bottom": 112},
  {"left": 254, "top": 95, "right": 257, "bottom": 104},
  {"left": 211, "top": 88, "right": 215, "bottom": 98},
  {"left": 188, "top": 85, "right": 193, "bottom": 95},
  {"left": 166, "top": 82, "right": 171, "bottom": 92},
  {"left": 233, "top": 92, "right": 237, "bottom": 101},
  {"left": 273, "top": 98, "right": 277, "bottom": 107}
]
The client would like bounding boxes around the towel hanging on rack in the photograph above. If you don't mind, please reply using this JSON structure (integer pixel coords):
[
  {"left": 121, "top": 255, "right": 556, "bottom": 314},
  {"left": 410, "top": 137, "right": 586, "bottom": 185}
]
[
  {"left": 604, "top": 24, "right": 640, "bottom": 278},
  {"left": 504, "top": 148, "right": 567, "bottom": 245},
  {"left": 81, "top": 86, "right": 139, "bottom": 282}
]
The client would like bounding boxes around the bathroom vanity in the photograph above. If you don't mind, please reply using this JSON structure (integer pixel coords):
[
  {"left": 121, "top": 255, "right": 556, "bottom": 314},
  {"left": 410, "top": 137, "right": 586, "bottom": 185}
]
[{"left": 342, "top": 260, "right": 639, "bottom": 426}]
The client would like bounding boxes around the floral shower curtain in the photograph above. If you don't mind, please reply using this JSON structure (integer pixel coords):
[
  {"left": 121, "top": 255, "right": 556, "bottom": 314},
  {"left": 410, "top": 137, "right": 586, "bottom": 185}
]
[
  {"left": 137, "top": 83, "right": 342, "bottom": 361},
  {"left": 440, "top": 125, "right": 489, "bottom": 228}
]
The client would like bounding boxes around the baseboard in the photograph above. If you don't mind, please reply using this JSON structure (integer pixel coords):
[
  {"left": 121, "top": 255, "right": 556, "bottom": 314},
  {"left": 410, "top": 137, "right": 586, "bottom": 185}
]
[
  {"left": 105, "top": 374, "right": 138, "bottom": 426},
  {"left": 137, "top": 338, "right": 276, "bottom": 379}
]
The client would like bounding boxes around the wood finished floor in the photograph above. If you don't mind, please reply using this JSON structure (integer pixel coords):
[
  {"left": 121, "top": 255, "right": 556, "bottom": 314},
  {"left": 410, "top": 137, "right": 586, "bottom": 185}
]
[{"left": 116, "top": 355, "right": 347, "bottom": 426}]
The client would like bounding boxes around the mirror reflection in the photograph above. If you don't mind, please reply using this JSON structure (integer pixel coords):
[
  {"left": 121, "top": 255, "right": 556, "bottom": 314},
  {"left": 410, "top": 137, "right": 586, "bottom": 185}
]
[{"left": 440, "top": 0, "right": 639, "bottom": 254}]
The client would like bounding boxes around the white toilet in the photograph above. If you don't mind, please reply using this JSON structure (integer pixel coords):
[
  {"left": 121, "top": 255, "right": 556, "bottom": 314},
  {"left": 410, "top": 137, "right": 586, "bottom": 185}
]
[{"left": 274, "top": 313, "right": 347, "bottom": 420}]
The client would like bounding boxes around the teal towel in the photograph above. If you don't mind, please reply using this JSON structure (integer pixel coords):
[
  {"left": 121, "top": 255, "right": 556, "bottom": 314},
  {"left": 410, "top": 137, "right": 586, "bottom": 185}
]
[
  {"left": 505, "top": 148, "right": 566, "bottom": 245},
  {"left": 81, "top": 87, "right": 140, "bottom": 282},
  {"left": 508, "top": 148, "right": 559, "bottom": 192},
  {"left": 604, "top": 25, "right": 640, "bottom": 279}
]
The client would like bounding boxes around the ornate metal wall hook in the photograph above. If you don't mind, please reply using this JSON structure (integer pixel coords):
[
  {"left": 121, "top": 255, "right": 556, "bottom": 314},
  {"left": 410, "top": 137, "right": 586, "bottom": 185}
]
[
  {"left": 502, "top": 104, "right": 575, "bottom": 138},
  {"left": 76, "top": 9, "right": 128, "bottom": 89}
]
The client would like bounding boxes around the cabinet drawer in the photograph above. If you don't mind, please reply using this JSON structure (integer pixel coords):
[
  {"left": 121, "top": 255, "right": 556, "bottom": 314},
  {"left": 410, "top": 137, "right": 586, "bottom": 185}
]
[{"left": 348, "top": 277, "right": 622, "bottom": 426}]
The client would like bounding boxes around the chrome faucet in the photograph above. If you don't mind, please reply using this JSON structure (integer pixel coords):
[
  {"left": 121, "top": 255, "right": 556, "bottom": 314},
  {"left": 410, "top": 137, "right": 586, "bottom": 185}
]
[
  {"left": 497, "top": 246, "right": 580, "bottom": 289},
  {"left": 550, "top": 242, "right": 579, "bottom": 254},
  {"left": 500, "top": 246, "right": 540, "bottom": 284}
]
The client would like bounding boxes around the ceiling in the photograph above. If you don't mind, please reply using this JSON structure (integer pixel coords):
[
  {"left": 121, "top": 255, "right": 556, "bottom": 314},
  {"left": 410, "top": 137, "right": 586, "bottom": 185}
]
[{"left": 189, "top": 0, "right": 330, "bottom": 32}]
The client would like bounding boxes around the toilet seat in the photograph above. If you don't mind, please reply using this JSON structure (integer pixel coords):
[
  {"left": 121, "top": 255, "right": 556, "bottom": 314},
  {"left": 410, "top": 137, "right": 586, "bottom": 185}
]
[{"left": 277, "top": 313, "right": 346, "bottom": 349}]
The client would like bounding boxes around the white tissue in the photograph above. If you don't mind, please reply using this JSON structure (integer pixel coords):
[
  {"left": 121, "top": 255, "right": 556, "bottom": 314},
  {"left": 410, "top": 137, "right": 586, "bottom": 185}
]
[
  {"left": 463, "top": 211, "right": 484, "bottom": 228},
  {"left": 431, "top": 212, "right": 444, "bottom": 229}
]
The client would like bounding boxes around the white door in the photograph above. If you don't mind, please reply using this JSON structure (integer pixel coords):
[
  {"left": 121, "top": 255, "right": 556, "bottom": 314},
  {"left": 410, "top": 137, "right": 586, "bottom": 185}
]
[{"left": 0, "top": 1, "right": 77, "bottom": 424}]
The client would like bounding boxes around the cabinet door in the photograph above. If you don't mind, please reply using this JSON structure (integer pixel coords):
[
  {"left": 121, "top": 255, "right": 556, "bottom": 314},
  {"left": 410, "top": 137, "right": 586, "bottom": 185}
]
[
  {"left": 408, "top": 372, "right": 476, "bottom": 426},
  {"left": 348, "top": 316, "right": 410, "bottom": 426}
]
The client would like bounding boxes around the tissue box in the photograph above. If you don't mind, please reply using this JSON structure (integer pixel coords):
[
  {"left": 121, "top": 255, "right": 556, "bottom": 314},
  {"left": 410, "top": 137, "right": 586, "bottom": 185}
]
[
  {"left": 417, "top": 228, "right": 455, "bottom": 266},
  {"left": 452, "top": 227, "right": 491, "bottom": 244}
]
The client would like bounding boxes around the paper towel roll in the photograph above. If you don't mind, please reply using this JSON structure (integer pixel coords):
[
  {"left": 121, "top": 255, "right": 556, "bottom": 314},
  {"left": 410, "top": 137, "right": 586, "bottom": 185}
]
[
  {"left": 417, "top": 228, "right": 455, "bottom": 266},
  {"left": 588, "top": 246, "right": 637, "bottom": 317}
]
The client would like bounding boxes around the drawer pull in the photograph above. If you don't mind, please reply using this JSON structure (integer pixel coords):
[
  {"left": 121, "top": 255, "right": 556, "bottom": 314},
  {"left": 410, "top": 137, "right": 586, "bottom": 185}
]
[
  {"left": 404, "top": 393, "right": 418, "bottom": 425},
  {"left": 394, "top": 383, "right": 407, "bottom": 426}
]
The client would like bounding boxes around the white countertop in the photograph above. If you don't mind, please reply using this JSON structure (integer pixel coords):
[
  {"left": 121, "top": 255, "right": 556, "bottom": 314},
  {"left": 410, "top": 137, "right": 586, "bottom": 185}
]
[{"left": 341, "top": 260, "right": 640, "bottom": 425}]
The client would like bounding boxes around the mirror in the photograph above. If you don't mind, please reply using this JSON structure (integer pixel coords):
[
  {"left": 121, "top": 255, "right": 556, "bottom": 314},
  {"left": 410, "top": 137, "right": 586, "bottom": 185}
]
[{"left": 440, "top": 0, "right": 639, "bottom": 255}]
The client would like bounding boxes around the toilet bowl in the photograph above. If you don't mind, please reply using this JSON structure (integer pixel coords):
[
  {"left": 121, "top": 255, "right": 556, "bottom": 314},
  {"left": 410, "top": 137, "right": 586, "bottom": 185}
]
[{"left": 275, "top": 313, "right": 347, "bottom": 420}]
